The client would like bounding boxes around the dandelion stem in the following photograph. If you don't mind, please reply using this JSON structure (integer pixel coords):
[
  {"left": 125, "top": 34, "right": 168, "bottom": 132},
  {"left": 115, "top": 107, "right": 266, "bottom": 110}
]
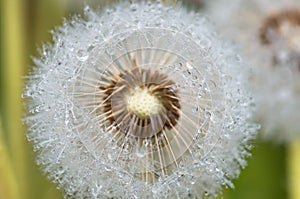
[{"left": 288, "top": 140, "right": 300, "bottom": 199}]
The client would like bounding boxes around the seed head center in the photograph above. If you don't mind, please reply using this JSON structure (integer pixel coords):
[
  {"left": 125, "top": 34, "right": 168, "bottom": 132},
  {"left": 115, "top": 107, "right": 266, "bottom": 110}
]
[
  {"left": 126, "top": 87, "right": 161, "bottom": 118},
  {"left": 260, "top": 9, "right": 300, "bottom": 51},
  {"left": 279, "top": 22, "right": 300, "bottom": 51}
]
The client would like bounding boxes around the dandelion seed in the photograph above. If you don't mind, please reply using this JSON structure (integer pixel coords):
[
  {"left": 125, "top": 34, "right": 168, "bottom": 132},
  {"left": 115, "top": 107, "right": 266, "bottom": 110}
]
[{"left": 24, "top": 1, "right": 257, "bottom": 198}]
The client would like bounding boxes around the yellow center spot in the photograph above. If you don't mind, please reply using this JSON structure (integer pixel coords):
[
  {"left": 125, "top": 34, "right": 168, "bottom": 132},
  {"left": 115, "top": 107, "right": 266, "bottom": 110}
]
[{"left": 126, "top": 87, "right": 161, "bottom": 118}]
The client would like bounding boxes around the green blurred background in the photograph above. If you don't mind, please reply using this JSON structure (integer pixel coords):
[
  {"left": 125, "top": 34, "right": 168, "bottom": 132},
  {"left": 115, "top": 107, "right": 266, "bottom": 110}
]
[{"left": 0, "top": 0, "right": 295, "bottom": 198}]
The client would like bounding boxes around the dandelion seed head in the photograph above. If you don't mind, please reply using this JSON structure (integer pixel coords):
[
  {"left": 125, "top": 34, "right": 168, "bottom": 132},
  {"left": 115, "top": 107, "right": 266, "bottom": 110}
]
[
  {"left": 24, "top": 1, "right": 257, "bottom": 198},
  {"left": 205, "top": 0, "right": 300, "bottom": 142}
]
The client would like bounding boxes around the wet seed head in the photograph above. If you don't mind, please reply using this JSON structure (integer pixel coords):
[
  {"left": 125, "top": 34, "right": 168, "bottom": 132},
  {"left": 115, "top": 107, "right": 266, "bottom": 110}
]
[{"left": 24, "top": 2, "right": 258, "bottom": 197}]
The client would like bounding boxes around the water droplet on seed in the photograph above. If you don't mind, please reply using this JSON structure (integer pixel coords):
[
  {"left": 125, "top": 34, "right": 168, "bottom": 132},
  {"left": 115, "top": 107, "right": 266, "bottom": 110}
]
[{"left": 76, "top": 50, "right": 89, "bottom": 61}]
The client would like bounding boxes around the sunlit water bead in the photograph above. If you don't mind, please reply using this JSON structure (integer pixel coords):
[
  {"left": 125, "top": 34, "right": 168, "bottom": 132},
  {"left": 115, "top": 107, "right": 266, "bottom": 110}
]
[{"left": 24, "top": 1, "right": 257, "bottom": 198}]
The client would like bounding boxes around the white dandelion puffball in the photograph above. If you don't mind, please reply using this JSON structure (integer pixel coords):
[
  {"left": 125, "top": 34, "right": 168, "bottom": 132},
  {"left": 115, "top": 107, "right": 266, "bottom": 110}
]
[
  {"left": 206, "top": 0, "right": 300, "bottom": 142},
  {"left": 24, "top": 1, "right": 257, "bottom": 198}
]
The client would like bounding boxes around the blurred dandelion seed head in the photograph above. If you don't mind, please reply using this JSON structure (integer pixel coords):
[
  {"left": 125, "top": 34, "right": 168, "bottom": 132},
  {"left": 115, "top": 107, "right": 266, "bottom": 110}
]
[
  {"left": 23, "top": 1, "right": 257, "bottom": 198},
  {"left": 205, "top": 0, "right": 300, "bottom": 142}
]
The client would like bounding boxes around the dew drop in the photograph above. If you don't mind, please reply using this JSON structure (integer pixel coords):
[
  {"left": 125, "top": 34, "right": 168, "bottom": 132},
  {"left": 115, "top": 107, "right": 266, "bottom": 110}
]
[
  {"left": 208, "top": 80, "right": 217, "bottom": 89},
  {"left": 130, "top": 4, "right": 138, "bottom": 12},
  {"left": 76, "top": 50, "right": 89, "bottom": 61},
  {"left": 136, "top": 150, "right": 146, "bottom": 158},
  {"left": 87, "top": 45, "right": 95, "bottom": 52},
  {"left": 192, "top": 105, "right": 199, "bottom": 113}
]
